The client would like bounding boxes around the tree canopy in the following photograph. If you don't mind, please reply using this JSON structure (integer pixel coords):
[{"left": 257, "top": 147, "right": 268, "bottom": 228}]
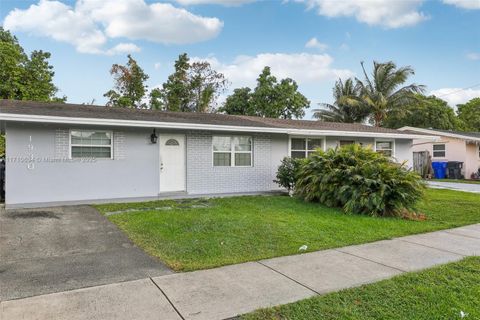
[
  {"left": 150, "top": 53, "right": 228, "bottom": 112},
  {"left": 0, "top": 27, "right": 64, "bottom": 102},
  {"left": 104, "top": 54, "right": 149, "bottom": 108},
  {"left": 383, "top": 94, "right": 464, "bottom": 130},
  {"left": 313, "top": 78, "right": 369, "bottom": 123},
  {"left": 457, "top": 97, "right": 480, "bottom": 131},
  {"left": 220, "top": 66, "right": 310, "bottom": 119},
  {"left": 356, "top": 61, "right": 425, "bottom": 127}
]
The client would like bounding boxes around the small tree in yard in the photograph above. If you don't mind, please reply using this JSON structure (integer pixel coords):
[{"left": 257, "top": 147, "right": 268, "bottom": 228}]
[
  {"left": 294, "top": 144, "right": 425, "bottom": 217},
  {"left": 274, "top": 157, "right": 301, "bottom": 194}
]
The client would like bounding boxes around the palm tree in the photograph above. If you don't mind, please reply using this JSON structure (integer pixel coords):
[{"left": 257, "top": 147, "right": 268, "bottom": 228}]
[
  {"left": 313, "top": 78, "right": 368, "bottom": 123},
  {"left": 356, "top": 61, "right": 425, "bottom": 127}
]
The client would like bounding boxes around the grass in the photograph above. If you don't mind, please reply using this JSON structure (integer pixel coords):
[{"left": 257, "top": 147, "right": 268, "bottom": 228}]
[
  {"left": 433, "top": 178, "right": 480, "bottom": 185},
  {"left": 95, "top": 189, "right": 480, "bottom": 271},
  {"left": 242, "top": 257, "right": 480, "bottom": 320}
]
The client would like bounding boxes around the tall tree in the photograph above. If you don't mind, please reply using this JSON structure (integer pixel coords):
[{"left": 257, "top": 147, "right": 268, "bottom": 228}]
[
  {"left": 104, "top": 54, "right": 149, "bottom": 108},
  {"left": 221, "top": 67, "right": 310, "bottom": 119},
  {"left": 0, "top": 27, "right": 64, "bottom": 101},
  {"left": 250, "top": 67, "right": 278, "bottom": 117},
  {"left": 189, "top": 61, "right": 228, "bottom": 112},
  {"left": 356, "top": 61, "right": 425, "bottom": 127},
  {"left": 152, "top": 53, "right": 190, "bottom": 112},
  {"left": 273, "top": 78, "right": 310, "bottom": 119},
  {"left": 383, "top": 94, "right": 464, "bottom": 130},
  {"left": 151, "top": 53, "right": 227, "bottom": 112},
  {"left": 313, "top": 78, "right": 368, "bottom": 123},
  {"left": 218, "top": 87, "right": 252, "bottom": 115},
  {"left": 457, "top": 97, "right": 480, "bottom": 131}
]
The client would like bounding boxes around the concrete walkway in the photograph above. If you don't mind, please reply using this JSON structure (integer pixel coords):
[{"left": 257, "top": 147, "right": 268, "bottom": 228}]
[
  {"left": 1, "top": 224, "right": 479, "bottom": 320},
  {"left": 0, "top": 206, "right": 172, "bottom": 301},
  {"left": 428, "top": 181, "right": 480, "bottom": 193}
]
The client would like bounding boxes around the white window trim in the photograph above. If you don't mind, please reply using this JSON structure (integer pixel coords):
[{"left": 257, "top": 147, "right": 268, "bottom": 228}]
[
  {"left": 288, "top": 136, "right": 326, "bottom": 158},
  {"left": 69, "top": 129, "right": 114, "bottom": 160},
  {"left": 212, "top": 136, "right": 253, "bottom": 167},
  {"left": 432, "top": 143, "right": 446, "bottom": 158},
  {"left": 374, "top": 138, "right": 395, "bottom": 158}
]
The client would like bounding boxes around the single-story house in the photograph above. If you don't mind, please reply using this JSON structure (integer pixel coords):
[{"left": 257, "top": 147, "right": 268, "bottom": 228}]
[
  {"left": 0, "top": 100, "right": 431, "bottom": 208},
  {"left": 399, "top": 126, "right": 480, "bottom": 179}
]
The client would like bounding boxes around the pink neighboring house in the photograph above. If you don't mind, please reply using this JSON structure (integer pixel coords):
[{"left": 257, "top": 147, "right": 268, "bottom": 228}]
[{"left": 399, "top": 127, "right": 480, "bottom": 179}]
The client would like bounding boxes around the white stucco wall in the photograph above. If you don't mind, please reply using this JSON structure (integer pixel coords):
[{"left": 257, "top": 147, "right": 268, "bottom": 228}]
[
  {"left": 5, "top": 122, "right": 160, "bottom": 207},
  {"left": 394, "top": 139, "right": 413, "bottom": 167}
]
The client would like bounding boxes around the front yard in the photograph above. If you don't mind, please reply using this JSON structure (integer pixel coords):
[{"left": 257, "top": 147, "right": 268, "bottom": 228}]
[
  {"left": 95, "top": 189, "right": 480, "bottom": 271},
  {"left": 242, "top": 257, "right": 480, "bottom": 320}
]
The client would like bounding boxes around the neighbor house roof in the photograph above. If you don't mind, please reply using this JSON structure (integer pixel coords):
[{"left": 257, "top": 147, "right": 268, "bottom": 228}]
[
  {"left": 399, "top": 126, "right": 480, "bottom": 143},
  {"left": 0, "top": 100, "right": 433, "bottom": 139}
]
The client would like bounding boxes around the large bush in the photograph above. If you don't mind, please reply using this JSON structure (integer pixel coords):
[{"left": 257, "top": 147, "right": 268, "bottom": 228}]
[{"left": 295, "top": 144, "right": 425, "bottom": 217}]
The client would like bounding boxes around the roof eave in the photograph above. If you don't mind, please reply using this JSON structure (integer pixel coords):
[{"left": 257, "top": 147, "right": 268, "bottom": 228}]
[
  {"left": 399, "top": 126, "right": 480, "bottom": 142},
  {"left": 0, "top": 113, "right": 431, "bottom": 140}
]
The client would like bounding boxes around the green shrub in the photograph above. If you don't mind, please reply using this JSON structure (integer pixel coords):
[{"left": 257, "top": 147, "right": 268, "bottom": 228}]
[
  {"left": 295, "top": 144, "right": 425, "bottom": 217},
  {"left": 274, "top": 157, "right": 302, "bottom": 193}
]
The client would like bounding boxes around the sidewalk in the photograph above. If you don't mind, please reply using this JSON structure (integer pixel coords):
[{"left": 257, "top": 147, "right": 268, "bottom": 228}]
[
  {"left": 1, "top": 224, "right": 479, "bottom": 320},
  {"left": 427, "top": 181, "right": 480, "bottom": 193}
]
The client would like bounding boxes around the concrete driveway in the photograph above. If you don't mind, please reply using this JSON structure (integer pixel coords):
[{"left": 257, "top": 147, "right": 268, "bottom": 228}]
[
  {"left": 0, "top": 205, "right": 172, "bottom": 301},
  {"left": 428, "top": 181, "right": 480, "bottom": 193}
]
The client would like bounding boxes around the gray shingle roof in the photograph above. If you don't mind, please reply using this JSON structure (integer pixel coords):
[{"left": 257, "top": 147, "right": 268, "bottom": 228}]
[
  {"left": 0, "top": 99, "right": 415, "bottom": 135},
  {"left": 434, "top": 129, "right": 480, "bottom": 139}
]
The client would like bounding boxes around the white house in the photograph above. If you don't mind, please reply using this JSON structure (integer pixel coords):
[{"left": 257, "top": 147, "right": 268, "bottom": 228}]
[{"left": 0, "top": 100, "right": 430, "bottom": 208}]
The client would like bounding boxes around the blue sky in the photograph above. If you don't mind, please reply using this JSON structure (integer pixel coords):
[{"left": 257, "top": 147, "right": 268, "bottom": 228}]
[{"left": 1, "top": 0, "right": 479, "bottom": 118}]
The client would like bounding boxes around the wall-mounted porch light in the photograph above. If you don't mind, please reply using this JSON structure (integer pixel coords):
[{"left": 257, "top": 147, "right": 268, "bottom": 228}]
[{"left": 150, "top": 129, "right": 158, "bottom": 144}]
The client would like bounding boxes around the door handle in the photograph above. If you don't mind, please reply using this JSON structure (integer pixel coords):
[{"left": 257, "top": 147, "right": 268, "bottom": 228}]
[{"left": 161, "top": 163, "right": 164, "bottom": 170}]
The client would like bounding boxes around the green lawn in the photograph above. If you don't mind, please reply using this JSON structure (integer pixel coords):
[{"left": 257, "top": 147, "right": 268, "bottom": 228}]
[
  {"left": 433, "top": 179, "right": 480, "bottom": 184},
  {"left": 95, "top": 189, "right": 480, "bottom": 271},
  {"left": 242, "top": 257, "right": 480, "bottom": 320}
]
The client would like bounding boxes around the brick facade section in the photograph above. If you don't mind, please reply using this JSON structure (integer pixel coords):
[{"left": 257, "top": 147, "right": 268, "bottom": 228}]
[
  {"left": 186, "top": 131, "right": 276, "bottom": 194},
  {"left": 54, "top": 129, "right": 69, "bottom": 159},
  {"left": 113, "top": 131, "right": 126, "bottom": 160}
]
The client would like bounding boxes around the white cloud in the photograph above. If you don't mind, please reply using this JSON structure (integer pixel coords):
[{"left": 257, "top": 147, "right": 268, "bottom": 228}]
[
  {"left": 154, "top": 62, "right": 162, "bottom": 70},
  {"left": 3, "top": 0, "right": 223, "bottom": 54},
  {"left": 430, "top": 88, "right": 480, "bottom": 107},
  {"left": 78, "top": 0, "right": 223, "bottom": 44},
  {"left": 296, "top": 0, "right": 428, "bottom": 28},
  {"left": 443, "top": 0, "right": 480, "bottom": 9},
  {"left": 105, "top": 43, "right": 141, "bottom": 55},
  {"left": 3, "top": 0, "right": 106, "bottom": 54},
  {"left": 305, "top": 37, "right": 328, "bottom": 51},
  {"left": 174, "top": 0, "right": 255, "bottom": 5},
  {"left": 193, "top": 52, "right": 353, "bottom": 88},
  {"left": 466, "top": 52, "right": 480, "bottom": 60}
]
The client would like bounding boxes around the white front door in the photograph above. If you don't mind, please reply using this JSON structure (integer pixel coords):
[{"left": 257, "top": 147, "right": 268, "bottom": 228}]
[{"left": 159, "top": 134, "right": 186, "bottom": 193}]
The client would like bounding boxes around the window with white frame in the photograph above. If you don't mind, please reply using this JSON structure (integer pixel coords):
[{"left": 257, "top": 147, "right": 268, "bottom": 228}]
[
  {"left": 290, "top": 138, "right": 323, "bottom": 159},
  {"left": 375, "top": 140, "right": 393, "bottom": 157},
  {"left": 212, "top": 136, "right": 252, "bottom": 167},
  {"left": 70, "top": 130, "right": 113, "bottom": 159},
  {"left": 433, "top": 144, "right": 446, "bottom": 158}
]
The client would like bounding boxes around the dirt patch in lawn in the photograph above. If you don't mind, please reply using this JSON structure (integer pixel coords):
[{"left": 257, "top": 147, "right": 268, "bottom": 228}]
[{"left": 104, "top": 198, "right": 213, "bottom": 216}]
